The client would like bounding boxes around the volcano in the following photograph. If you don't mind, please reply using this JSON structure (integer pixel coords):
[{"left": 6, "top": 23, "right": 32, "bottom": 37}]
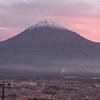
[
  {"left": 0, "top": 20, "right": 99, "bottom": 56},
  {"left": 0, "top": 20, "right": 100, "bottom": 77}
]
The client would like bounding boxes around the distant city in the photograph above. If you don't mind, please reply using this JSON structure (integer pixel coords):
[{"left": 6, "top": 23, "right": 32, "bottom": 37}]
[{"left": 1, "top": 76, "right": 100, "bottom": 100}]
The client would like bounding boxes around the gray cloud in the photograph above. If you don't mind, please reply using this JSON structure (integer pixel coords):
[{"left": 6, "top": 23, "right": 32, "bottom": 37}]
[
  {"left": 11, "top": 0, "right": 99, "bottom": 16},
  {"left": 0, "top": 0, "right": 99, "bottom": 29}
]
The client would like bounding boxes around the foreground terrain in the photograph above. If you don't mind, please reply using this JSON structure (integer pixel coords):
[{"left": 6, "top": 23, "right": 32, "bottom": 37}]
[{"left": 0, "top": 77, "right": 100, "bottom": 100}]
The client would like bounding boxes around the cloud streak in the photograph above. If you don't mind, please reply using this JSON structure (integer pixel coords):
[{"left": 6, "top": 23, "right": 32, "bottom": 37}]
[
  {"left": 0, "top": 29, "right": 20, "bottom": 41},
  {"left": 10, "top": 0, "right": 100, "bottom": 16}
]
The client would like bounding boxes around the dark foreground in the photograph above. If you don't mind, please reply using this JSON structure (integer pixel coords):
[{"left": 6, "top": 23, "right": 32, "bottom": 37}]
[{"left": 0, "top": 76, "right": 100, "bottom": 100}]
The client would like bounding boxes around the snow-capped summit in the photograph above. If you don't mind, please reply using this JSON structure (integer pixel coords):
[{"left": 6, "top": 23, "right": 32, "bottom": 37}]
[{"left": 28, "top": 20, "right": 66, "bottom": 30}]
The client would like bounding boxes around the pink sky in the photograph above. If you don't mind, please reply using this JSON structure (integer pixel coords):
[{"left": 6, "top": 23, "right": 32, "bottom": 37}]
[{"left": 0, "top": 0, "right": 100, "bottom": 42}]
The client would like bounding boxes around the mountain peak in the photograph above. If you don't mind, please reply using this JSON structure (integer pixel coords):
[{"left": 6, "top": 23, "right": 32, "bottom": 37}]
[{"left": 27, "top": 20, "right": 66, "bottom": 30}]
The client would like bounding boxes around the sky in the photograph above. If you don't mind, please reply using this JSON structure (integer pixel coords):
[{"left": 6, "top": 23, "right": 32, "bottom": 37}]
[{"left": 0, "top": 0, "right": 100, "bottom": 42}]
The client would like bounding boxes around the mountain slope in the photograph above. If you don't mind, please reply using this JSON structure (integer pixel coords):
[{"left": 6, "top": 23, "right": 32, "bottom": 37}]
[
  {"left": 0, "top": 20, "right": 100, "bottom": 77},
  {"left": 0, "top": 20, "right": 99, "bottom": 57}
]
